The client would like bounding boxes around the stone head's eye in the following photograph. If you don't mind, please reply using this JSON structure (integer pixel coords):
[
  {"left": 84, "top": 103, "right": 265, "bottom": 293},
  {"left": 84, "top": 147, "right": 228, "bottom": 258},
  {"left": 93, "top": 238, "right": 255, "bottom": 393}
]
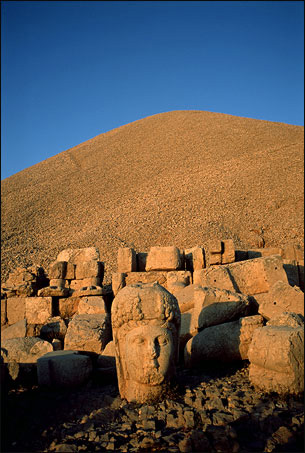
[{"left": 134, "top": 336, "right": 144, "bottom": 345}]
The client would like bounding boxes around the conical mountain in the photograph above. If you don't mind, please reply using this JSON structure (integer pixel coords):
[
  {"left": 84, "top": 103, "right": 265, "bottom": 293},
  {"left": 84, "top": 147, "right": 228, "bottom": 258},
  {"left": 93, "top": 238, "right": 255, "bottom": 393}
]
[{"left": 1, "top": 110, "right": 304, "bottom": 283}]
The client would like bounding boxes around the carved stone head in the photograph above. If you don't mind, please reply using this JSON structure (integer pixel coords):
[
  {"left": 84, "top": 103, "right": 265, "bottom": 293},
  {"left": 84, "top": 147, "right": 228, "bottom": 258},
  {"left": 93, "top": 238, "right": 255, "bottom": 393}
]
[{"left": 111, "top": 282, "right": 181, "bottom": 403}]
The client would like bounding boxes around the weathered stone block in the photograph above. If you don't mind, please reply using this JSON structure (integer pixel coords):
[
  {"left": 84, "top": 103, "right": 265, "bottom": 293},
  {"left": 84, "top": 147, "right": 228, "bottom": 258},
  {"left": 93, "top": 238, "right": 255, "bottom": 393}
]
[
  {"left": 191, "top": 286, "right": 251, "bottom": 331},
  {"left": 112, "top": 273, "right": 126, "bottom": 296},
  {"left": 125, "top": 271, "right": 168, "bottom": 288},
  {"left": 59, "top": 297, "right": 80, "bottom": 319},
  {"left": 57, "top": 247, "right": 100, "bottom": 264},
  {"left": 197, "top": 255, "right": 288, "bottom": 296},
  {"left": 75, "top": 261, "right": 104, "bottom": 280},
  {"left": 77, "top": 296, "right": 107, "bottom": 315},
  {"left": 1, "top": 299, "right": 7, "bottom": 326},
  {"left": 6, "top": 297, "right": 26, "bottom": 325},
  {"left": 248, "top": 325, "right": 304, "bottom": 394},
  {"left": 37, "top": 350, "right": 92, "bottom": 388},
  {"left": 184, "top": 315, "right": 264, "bottom": 367},
  {"left": 221, "top": 239, "right": 235, "bottom": 264},
  {"left": 193, "top": 267, "right": 236, "bottom": 292},
  {"left": 64, "top": 314, "right": 112, "bottom": 354},
  {"left": 49, "top": 261, "right": 67, "bottom": 279},
  {"left": 258, "top": 280, "right": 304, "bottom": 320},
  {"left": 25, "top": 297, "right": 53, "bottom": 324},
  {"left": 117, "top": 247, "right": 137, "bottom": 273},
  {"left": 1, "top": 319, "right": 27, "bottom": 340},
  {"left": 146, "top": 246, "right": 182, "bottom": 271}
]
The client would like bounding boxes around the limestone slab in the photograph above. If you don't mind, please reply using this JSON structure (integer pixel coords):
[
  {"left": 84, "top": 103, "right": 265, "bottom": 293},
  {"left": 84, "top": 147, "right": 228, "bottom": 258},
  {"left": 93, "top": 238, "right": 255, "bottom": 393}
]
[{"left": 146, "top": 246, "right": 182, "bottom": 271}]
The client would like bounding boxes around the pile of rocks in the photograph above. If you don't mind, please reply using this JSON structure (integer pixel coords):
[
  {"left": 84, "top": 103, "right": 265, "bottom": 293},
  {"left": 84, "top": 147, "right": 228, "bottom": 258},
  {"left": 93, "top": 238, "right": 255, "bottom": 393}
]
[{"left": 1, "top": 241, "right": 304, "bottom": 397}]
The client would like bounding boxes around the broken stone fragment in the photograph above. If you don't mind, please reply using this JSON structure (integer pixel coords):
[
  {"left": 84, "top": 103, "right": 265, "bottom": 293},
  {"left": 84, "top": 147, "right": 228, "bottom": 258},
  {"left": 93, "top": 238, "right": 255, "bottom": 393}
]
[
  {"left": 248, "top": 325, "right": 304, "bottom": 394},
  {"left": 258, "top": 280, "right": 304, "bottom": 320},
  {"left": 184, "top": 315, "right": 264, "bottom": 367},
  {"left": 64, "top": 313, "right": 112, "bottom": 354}
]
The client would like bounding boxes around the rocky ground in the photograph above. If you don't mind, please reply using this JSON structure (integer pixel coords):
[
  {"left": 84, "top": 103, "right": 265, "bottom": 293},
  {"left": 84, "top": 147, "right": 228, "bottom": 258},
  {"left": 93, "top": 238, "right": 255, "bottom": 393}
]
[{"left": 1, "top": 361, "right": 304, "bottom": 453}]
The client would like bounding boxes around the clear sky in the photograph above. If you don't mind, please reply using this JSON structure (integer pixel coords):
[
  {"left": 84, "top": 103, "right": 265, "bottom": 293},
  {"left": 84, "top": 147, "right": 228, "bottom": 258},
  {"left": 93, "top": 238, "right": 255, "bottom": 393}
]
[{"left": 1, "top": 1, "right": 304, "bottom": 180}]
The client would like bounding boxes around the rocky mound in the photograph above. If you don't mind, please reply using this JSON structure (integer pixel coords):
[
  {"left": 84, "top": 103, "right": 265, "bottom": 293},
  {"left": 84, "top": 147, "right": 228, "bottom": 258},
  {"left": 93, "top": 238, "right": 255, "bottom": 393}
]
[{"left": 1, "top": 110, "right": 304, "bottom": 283}]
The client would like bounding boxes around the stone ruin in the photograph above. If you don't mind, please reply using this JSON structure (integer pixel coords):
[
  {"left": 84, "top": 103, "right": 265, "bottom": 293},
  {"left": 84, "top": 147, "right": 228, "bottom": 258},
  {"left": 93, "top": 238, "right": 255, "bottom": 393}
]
[{"left": 1, "top": 240, "right": 304, "bottom": 402}]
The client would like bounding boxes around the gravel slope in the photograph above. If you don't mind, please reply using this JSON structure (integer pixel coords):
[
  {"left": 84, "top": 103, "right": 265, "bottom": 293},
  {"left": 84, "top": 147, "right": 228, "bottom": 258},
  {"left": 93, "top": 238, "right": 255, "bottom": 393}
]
[{"left": 1, "top": 110, "right": 304, "bottom": 282}]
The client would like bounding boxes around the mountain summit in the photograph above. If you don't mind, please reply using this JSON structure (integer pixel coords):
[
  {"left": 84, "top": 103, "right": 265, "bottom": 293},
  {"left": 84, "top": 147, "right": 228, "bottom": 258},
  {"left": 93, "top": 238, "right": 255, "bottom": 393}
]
[{"left": 2, "top": 110, "right": 304, "bottom": 283}]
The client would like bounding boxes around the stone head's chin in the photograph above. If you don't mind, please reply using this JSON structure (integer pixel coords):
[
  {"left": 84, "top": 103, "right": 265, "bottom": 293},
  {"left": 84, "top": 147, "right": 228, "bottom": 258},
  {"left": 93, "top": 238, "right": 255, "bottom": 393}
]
[{"left": 136, "top": 365, "right": 167, "bottom": 385}]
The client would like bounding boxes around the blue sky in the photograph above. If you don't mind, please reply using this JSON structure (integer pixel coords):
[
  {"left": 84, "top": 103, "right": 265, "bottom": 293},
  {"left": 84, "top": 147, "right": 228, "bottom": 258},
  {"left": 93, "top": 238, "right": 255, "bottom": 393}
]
[{"left": 1, "top": 1, "right": 304, "bottom": 180}]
